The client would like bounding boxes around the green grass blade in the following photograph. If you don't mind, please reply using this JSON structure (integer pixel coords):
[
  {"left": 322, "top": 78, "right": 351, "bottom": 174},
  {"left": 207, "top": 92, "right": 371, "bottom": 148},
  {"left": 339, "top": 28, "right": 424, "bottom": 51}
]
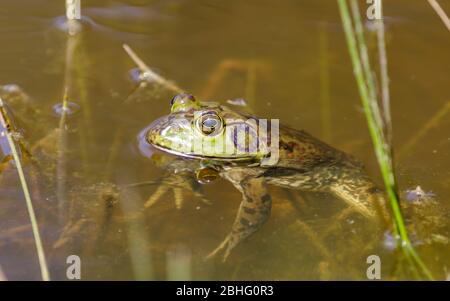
[{"left": 337, "top": 0, "right": 433, "bottom": 280}]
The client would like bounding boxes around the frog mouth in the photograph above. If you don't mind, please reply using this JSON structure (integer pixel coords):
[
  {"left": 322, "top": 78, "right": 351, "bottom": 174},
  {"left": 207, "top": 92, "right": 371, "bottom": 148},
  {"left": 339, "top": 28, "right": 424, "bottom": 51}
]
[{"left": 149, "top": 142, "right": 257, "bottom": 162}]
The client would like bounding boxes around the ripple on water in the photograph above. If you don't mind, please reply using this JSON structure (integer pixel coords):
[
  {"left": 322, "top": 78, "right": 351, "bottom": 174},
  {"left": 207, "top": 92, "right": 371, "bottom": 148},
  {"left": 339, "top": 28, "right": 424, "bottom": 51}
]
[
  {"left": 53, "top": 15, "right": 94, "bottom": 35},
  {"left": 53, "top": 101, "right": 80, "bottom": 117},
  {"left": 128, "top": 67, "right": 145, "bottom": 83},
  {"left": 136, "top": 124, "right": 155, "bottom": 159}
]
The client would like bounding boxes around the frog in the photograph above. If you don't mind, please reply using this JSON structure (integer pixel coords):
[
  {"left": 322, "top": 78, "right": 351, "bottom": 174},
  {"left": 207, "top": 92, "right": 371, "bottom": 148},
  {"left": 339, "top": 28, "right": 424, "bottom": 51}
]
[{"left": 145, "top": 93, "right": 392, "bottom": 261}]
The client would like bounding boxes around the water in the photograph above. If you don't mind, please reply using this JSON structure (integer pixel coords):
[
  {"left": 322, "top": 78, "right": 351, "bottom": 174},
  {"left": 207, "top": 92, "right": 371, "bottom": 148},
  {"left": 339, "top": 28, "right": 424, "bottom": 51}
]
[{"left": 0, "top": 0, "right": 449, "bottom": 280}]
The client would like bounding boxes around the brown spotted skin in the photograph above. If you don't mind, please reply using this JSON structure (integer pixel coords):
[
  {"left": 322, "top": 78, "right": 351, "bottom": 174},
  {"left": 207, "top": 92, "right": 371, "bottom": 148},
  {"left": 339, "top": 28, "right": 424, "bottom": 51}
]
[
  {"left": 208, "top": 124, "right": 388, "bottom": 260},
  {"left": 272, "top": 125, "right": 388, "bottom": 219}
]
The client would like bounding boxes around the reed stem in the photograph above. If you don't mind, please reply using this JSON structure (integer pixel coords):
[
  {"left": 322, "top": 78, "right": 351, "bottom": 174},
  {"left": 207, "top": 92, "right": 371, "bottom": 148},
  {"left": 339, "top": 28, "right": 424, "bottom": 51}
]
[
  {"left": 0, "top": 264, "right": 6, "bottom": 281},
  {"left": 375, "top": 4, "right": 392, "bottom": 146},
  {"left": 337, "top": 0, "right": 433, "bottom": 279},
  {"left": 0, "top": 98, "right": 50, "bottom": 281}
]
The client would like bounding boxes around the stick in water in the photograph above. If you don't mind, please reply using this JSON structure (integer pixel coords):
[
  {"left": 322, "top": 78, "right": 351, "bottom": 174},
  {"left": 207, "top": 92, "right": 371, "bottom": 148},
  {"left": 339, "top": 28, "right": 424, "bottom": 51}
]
[
  {"left": 122, "top": 44, "right": 184, "bottom": 94},
  {"left": 65, "top": 0, "right": 82, "bottom": 35},
  {"left": 427, "top": 0, "right": 450, "bottom": 32},
  {"left": 66, "top": 0, "right": 81, "bottom": 20}
]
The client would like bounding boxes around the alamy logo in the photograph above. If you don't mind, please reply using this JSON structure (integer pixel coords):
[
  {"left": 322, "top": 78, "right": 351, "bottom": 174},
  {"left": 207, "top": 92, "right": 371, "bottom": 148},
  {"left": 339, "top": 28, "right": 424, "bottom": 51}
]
[
  {"left": 366, "top": 255, "right": 381, "bottom": 280},
  {"left": 366, "top": 0, "right": 382, "bottom": 20},
  {"left": 66, "top": 255, "right": 81, "bottom": 280}
]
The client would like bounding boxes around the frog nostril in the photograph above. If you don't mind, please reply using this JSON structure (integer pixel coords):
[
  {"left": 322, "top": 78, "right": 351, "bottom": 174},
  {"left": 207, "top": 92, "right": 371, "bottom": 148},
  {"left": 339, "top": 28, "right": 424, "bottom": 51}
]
[{"left": 185, "top": 94, "right": 196, "bottom": 101}]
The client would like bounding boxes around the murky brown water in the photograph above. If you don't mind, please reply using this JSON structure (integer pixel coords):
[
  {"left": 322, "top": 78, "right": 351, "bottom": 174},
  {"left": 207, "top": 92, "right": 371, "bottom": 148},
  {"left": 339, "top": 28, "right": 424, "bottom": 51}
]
[{"left": 0, "top": 0, "right": 449, "bottom": 280}]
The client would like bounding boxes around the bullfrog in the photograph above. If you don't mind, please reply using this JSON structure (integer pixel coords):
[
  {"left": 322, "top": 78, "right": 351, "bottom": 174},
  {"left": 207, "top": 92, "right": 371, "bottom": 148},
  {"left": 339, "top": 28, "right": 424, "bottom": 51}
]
[{"left": 145, "top": 93, "right": 390, "bottom": 261}]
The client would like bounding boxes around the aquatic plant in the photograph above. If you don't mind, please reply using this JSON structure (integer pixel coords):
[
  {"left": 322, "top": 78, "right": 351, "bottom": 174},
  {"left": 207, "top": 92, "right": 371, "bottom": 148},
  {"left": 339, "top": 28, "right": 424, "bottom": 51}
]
[{"left": 337, "top": 0, "right": 433, "bottom": 279}]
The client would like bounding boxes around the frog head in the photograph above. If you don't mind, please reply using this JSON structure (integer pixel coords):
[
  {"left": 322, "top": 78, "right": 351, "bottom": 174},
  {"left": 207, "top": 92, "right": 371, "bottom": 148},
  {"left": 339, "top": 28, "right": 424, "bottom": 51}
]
[{"left": 146, "top": 94, "right": 274, "bottom": 163}]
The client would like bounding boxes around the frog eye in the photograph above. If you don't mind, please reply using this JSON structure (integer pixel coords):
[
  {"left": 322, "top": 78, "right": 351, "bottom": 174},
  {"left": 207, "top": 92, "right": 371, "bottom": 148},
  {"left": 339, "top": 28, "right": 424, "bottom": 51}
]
[
  {"left": 170, "top": 93, "right": 198, "bottom": 112},
  {"left": 196, "top": 111, "right": 223, "bottom": 136}
]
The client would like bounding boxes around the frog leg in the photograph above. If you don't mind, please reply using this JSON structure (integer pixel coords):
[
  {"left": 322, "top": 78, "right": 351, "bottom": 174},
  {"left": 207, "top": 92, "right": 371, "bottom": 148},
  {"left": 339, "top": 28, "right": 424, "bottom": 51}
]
[
  {"left": 329, "top": 167, "right": 390, "bottom": 225},
  {"left": 144, "top": 183, "right": 170, "bottom": 208},
  {"left": 206, "top": 176, "right": 271, "bottom": 261},
  {"left": 143, "top": 173, "right": 211, "bottom": 209}
]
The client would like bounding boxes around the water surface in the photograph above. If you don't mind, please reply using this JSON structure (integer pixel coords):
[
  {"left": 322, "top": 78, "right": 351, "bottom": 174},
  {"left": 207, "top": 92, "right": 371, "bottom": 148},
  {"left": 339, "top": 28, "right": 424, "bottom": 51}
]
[{"left": 0, "top": 0, "right": 449, "bottom": 280}]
